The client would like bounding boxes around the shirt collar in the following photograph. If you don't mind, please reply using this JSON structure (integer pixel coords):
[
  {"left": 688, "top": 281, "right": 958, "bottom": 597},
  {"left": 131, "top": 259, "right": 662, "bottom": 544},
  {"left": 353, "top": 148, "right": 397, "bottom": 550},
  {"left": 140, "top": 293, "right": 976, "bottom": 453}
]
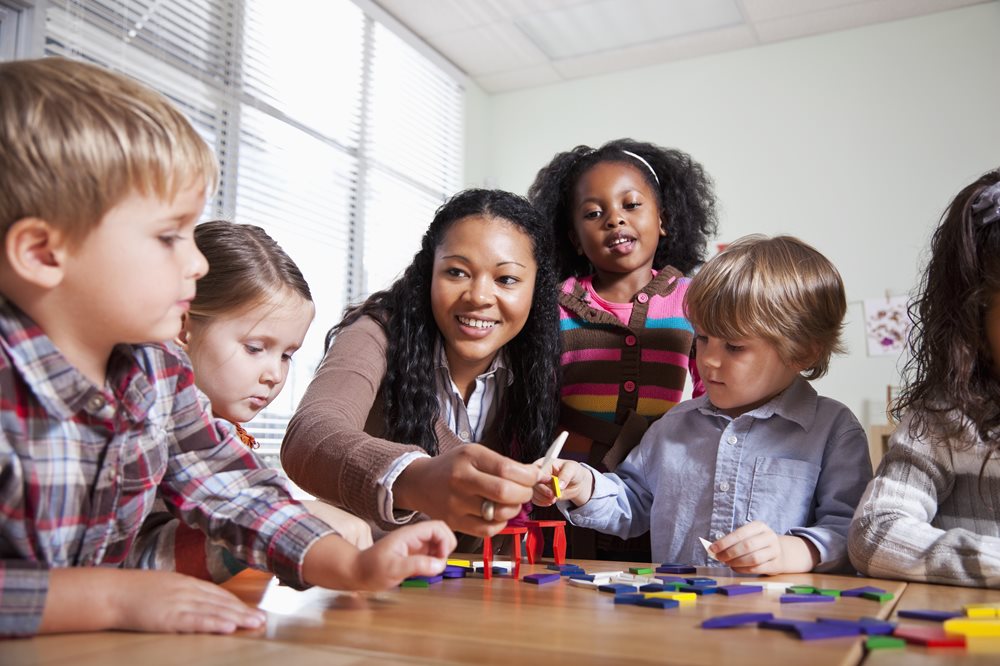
[
  {"left": 696, "top": 376, "right": 817, "bottom": 431},
  {"left": 0, "top": 296, "right": 155, "bottom": 422},
  {"left": 434, "top": 336, "right": 514, "bottom": 387}
]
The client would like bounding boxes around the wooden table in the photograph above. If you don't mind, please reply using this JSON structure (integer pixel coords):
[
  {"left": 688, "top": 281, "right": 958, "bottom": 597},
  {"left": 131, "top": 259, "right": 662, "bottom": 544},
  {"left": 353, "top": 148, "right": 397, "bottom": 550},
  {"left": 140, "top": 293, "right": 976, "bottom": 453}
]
[
  {"left": 865, "top": 580, "right": 1000, "bottom": 665},
  {"left": 4, "top": 559, "right": 914, "bottom": 666}
]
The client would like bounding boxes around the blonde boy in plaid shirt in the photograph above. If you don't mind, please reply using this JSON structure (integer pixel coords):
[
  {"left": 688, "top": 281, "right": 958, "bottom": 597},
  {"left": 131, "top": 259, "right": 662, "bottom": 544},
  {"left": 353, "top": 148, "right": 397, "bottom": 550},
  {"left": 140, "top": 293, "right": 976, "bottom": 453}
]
[{"left": 0, "top": 58, "right": 454, "bottom": 637}]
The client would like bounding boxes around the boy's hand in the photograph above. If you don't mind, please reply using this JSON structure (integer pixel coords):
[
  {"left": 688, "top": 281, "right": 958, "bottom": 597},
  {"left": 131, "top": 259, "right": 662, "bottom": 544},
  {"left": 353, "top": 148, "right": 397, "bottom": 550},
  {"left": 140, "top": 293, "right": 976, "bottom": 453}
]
[
  {"left": 41, "top": 569, "right": 265, "bottom": 634},
  {"left": 532, "top": 459, "right": 593, "bottom": 507},
  {"left": 708, "top": 521, "right": 820, "bottom": 574},
  {"left": 303, "top": 520, "right": 456, "bottom": 591},
  {"left": 301, "top": 500, "right": 373, "bottom": 549}
]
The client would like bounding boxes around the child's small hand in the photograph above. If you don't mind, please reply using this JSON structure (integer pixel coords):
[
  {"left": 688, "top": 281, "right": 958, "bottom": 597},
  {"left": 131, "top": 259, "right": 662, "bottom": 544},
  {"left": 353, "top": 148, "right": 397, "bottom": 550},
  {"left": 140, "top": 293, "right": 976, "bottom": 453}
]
[
  {"left": 301, "top": 500, "right": 373, "bottom": 549},
  {"left": 353, "top": 520, "right": 456, "bottom": 589},
  {"left": 532, "top": 459, "right": 593, "bottom": 507},
  {"left": 709, "top": 521, "right": 819, "bottom": 574}
]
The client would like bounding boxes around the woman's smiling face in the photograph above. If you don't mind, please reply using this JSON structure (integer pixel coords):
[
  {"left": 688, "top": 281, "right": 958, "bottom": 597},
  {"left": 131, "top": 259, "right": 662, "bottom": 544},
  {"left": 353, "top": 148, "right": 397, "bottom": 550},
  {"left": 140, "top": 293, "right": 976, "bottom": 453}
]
[{"left": 430, "top": 214, "right": 537, "bottom": 380}]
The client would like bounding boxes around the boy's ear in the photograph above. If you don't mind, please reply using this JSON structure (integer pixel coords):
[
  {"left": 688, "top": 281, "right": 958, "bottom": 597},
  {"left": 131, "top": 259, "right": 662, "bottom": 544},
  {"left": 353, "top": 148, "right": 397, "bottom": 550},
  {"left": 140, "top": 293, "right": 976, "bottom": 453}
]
[
  {"left": 658, "top": 213, "right": 668, "bottom": 238},
  {"left": 4, "top": 217, "right": 69, "bottom": 289}
]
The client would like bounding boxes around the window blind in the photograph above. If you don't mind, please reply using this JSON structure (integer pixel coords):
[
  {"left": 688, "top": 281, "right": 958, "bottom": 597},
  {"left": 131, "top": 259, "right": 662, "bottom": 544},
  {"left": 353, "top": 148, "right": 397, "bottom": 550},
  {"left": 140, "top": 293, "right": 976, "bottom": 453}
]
[{"left": 35, "top": 0, "right": 465, "bottom": 467}]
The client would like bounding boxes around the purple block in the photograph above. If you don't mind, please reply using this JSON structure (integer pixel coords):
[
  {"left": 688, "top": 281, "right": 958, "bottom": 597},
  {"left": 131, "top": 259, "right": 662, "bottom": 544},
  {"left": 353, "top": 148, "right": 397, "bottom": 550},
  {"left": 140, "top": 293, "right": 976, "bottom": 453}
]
[
  {"left": 638, "top": 598, "right": 680, "bottom": 610},
  {"left": 841, "top": 585, "right": 887, "bottom": 597},
  {"left": 656, "top": 565, "right": 697, "bottom": 574},
  {"left": 897, "top": 609, "right": 963, "bottom": 622},
  {"left": 523, "top": 572, "right": 560, "bottom": 585},
  {"left": 441, "top": 566, "right": 466, "bottom": 579},
  {"left": 780, "top": 594, "right": 836, "bottom": 604},
  {"left": 702, "top": 613, "right": 774, "bottom": 629},
  {"left": 760, "top": 618, "right": 815, "bottom": 632},
  {"left": 795, "top": 623, "right": 862, "bottom": 641},
  {"left": 816, "top": 616, "right": 896, "bottom": 635},
  {"left": 719, "top": 584, "right": 763, "bottom": 596}
]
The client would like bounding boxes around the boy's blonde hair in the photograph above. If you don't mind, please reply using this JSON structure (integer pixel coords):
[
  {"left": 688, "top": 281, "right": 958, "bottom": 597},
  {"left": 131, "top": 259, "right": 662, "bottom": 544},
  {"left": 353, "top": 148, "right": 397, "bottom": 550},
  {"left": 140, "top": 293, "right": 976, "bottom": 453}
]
[
  {"left": 0, "top": 57, "right": 218, "bottom": 243},
  {"left": 685, "top": 234, "right": 846, "bottom": 380}
]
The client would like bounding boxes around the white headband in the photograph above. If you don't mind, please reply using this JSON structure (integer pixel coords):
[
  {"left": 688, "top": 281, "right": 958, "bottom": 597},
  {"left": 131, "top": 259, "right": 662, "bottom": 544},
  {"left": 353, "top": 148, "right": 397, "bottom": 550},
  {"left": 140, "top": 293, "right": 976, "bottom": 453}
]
[{"left": 621, "top": 150, "right": 660, "bottom": 186}]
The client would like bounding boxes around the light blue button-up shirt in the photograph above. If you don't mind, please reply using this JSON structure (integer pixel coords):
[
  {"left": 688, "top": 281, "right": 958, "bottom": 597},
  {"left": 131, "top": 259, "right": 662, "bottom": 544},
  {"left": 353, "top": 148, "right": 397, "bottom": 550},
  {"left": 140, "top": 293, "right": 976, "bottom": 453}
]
[{"left": 563, "top": 377, "right": 872, "bottom": 571}]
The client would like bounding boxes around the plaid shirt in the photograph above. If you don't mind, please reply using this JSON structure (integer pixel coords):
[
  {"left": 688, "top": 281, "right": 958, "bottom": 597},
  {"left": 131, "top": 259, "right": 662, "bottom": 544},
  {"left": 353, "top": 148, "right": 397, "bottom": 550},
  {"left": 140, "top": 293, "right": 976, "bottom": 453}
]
[{"left": 0, "top": 298, "right": 335, "bottom": 636}]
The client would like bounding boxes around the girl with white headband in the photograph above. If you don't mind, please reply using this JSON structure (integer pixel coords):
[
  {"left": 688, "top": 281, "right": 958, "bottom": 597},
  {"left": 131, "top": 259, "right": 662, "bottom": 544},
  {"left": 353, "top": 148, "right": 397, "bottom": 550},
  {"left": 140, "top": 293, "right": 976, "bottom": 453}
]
[{"left": 528, "top": 138, "right": 717, "bottom": 561}]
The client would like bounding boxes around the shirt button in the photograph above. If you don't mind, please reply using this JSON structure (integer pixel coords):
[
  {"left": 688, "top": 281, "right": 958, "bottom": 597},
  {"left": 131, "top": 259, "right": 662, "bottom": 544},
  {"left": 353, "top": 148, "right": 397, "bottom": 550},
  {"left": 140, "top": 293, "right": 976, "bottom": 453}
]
[
  {"left": 86, "top": 395, "right": 105, "bottom": 411},
  {"left": 623, "top": 381, "right": 636, "bottom": 393},
  {"left": 727, "top": 435, "right": 738, "bottom": 445},
  {"left": 719, "top": 482, "right": 730, "bottom": 492},
  {"left": 713, "top": 531, "right": 725, "bottom": 540},
  {"left": 459, "top": 430, "right": 470, "bottom": 441},
  {"left": 624, "top": 335, "right": 637, "bottom": 347},
  {"left": 636, "top": 293, "right": 649, "bottom": 304}
]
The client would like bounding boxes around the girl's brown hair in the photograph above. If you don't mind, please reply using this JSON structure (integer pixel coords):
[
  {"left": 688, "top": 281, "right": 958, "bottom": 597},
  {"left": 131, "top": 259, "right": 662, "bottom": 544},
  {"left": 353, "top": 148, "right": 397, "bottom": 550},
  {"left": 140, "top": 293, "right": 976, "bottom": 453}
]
[{"left": 189, "top": 220, "right": 311, "bottom": 322}]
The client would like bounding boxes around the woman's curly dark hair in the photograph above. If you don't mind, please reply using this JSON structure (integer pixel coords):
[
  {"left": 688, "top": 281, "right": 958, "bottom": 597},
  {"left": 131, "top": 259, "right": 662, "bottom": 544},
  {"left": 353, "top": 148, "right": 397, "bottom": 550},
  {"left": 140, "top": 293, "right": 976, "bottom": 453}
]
[
  {"left": 894, "top": 170, "right": 1000, "bottom": 475},
  {"left": 527, "top": 138, "right": 717, "bottom": 279},
  {"left": 330, "top": 189, "right": 560, "bottom": 463}
]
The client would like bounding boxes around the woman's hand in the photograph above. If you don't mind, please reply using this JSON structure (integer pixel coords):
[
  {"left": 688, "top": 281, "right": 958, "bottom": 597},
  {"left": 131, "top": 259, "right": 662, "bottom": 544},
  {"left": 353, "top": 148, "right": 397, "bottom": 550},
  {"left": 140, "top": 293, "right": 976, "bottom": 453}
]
[{"left": 393, "top": 444, "right": 542, "bottom": 536}]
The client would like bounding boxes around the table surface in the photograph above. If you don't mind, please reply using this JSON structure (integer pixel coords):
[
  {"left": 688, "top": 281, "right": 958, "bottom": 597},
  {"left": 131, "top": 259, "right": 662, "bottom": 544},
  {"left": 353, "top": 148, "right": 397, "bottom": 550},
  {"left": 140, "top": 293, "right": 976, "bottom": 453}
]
[{"left": 5, "top": 557, "right": 950, "bottom": 666}]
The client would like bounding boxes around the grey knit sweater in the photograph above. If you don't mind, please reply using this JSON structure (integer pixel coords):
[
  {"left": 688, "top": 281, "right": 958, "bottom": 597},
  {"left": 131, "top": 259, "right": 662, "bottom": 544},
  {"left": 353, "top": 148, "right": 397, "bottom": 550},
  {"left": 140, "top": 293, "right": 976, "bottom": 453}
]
[{"left": 848, "top": 410, "right": 1000, "bottom": 588}]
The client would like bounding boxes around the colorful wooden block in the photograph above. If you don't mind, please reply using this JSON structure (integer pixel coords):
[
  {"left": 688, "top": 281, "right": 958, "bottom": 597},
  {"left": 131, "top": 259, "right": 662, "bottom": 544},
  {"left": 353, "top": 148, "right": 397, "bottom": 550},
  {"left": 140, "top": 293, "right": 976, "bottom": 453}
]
[
  {"left": 817, "top": 589, "right": 841, "bottom": 597},
  {"left": 639, "top": 583, "right": 676, "bottom": 593},
  {"left": 860, "top": 591, "right": 894, "bottom": 603},
  {"left": 966, "top": 607, "right": 999, "bottom": 618},
  {"left": 796, "top": 623, "right": 862, "bottom": 641},
  {"left": 685, "top": 577, "right": 718, "bottom": 586},
  {"left": 401, "top": 575, "right": 443, "bottom": 588},
  {"left": 786, "top": 585, "right": 817, "bottom": 595},
  {"left": 780, "top": 594, "right": 835, "bottom": 604},
  {"left": 941, "top": 618, "right": 1000, "bottom": 638},
  {"left": 656, "top": 565, "right": 697, "bottom": 574},
  {"left": 678, "top": 584, "right": 718, "bottom": 595},
  {"left": 568, "top": 577, "right": 609, "bottom": 589},
  {"left": 742, "top": 580, "right": 797, "bottom": 591},
  {"left": 644, "top": 591, "right": 697, "bottom": 602},
  {"left": 719, "top": 584, "right": 762, "bottom": 596},
  {"left": 441, "top": 566, "right": 467, "bottom": 579},
  {"left": 702, "top": 613, "right": 774, "bottom": 629},
  {"left": 613, "top": 593, "right": 645, "bottom": 605},
  {"left": 629, "top": 566, "right": 655, "bottom": 575},
  {"left": 817, "top": 617, "right": 896, "bottom": 636},
  {"left": 637, "top": 597, "right": 680, "bottom": 610},
  {"left": 841, "top": 585, "right": 887, "bottom": 597},
  {"left": 897, "top": 609, "right": 964, "bottom": 622},
  {"left": 759, "top": 618, "right": 815, "bottom": 632},
  {"left": 523, "top": 572, "right": 560, "bottom": 585},
  {"left": 655, "top": 575, "right": 687, "bottom": 584},
  {"left": 865, "top": 636, "right": 906, "bottom": 650},
  {"left": 894, "top": 625, "right": 967, "bottom": 647},
  {"left": 446, "top": 559, "right": 471, "bottom": 567},
  {"left": 599, "top": 583, "right": 641, "bottom": 594}
]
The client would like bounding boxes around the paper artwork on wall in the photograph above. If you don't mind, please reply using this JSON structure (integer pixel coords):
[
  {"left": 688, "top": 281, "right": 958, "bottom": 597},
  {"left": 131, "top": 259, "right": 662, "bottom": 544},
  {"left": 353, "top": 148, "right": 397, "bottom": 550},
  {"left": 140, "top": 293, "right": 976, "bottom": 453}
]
[{"left": 863, "top": 295, "right": 910, "bottom": 356}]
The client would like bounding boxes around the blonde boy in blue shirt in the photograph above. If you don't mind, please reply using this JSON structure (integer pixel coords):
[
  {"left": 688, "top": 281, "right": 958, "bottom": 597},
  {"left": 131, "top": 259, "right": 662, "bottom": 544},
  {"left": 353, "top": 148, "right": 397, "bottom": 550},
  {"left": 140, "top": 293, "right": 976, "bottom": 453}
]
[
  {"left": 535, "top": 235, "right": 872, "bottom": 573},
  {"left": 0, "top": 58, "right": 455, "bottom": 637}
]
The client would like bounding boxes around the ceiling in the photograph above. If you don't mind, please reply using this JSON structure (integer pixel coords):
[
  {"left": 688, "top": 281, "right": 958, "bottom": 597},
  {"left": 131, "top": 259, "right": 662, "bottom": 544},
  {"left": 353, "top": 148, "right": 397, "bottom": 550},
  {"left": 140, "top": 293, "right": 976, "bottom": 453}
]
[{"left": 372, "top": 0, "right": 992, "bottom": 93}]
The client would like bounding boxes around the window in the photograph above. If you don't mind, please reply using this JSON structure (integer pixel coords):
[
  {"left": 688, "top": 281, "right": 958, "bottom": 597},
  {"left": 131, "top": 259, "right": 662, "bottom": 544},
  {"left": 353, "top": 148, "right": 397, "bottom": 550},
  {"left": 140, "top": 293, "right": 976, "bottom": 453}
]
[{"left": 37, "top": 0, "right": 465, "bottom": 465}]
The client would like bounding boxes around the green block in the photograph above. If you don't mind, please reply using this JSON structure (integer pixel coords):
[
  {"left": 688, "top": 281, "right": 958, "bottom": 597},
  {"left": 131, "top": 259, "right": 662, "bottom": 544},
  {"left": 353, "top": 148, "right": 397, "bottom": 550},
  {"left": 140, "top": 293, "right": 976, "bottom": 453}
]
[
  {"left": 817, "top": 589, "right": 841, "bottom": 597},
  {"left": 787, "top": 585, "right": 816, "bottom": 595},
  {"left": 861, "top": 591, "right": 894, "bottom": 602},
  {"left": 866, "top": 636, "right": 906, "bottom": 651},
  {"left": 629, "top": 567, "right": 654, "bottom": 575},
  {"left": 400, "top": 579, "right": 430, "bottom": 588}
]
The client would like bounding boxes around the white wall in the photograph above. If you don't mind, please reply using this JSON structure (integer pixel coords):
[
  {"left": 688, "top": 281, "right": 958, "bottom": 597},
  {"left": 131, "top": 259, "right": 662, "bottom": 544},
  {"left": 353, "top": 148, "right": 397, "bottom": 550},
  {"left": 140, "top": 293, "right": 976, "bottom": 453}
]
[{"left": 464, "top": 2, "right": 1000, "bottom": 429}]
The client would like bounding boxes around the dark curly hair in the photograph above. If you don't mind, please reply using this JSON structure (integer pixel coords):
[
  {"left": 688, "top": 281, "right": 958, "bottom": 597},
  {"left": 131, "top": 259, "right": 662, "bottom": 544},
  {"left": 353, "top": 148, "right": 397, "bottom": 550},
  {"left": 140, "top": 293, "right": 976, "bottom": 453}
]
[
  {"left": 894, "top": 170, "right": 1000, "bottom": 477},
  {"left": 331, "top": 189, "right": 560, "bottom": 463},
  {"left": 527, "top": 138, "right": 717, "bottom": 279}
]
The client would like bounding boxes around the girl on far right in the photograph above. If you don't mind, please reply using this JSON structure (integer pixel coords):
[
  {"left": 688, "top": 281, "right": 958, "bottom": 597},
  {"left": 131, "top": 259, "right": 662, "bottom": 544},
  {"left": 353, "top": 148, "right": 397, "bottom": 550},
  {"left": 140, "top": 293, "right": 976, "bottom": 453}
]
[{"left": 849, "top": 170, "right": 1000, "bottom": 588}]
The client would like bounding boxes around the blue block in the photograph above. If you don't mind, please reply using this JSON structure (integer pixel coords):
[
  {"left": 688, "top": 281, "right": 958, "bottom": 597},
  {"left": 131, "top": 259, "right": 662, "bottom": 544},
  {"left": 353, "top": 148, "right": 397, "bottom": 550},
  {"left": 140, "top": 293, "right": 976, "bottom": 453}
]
[
  {"left": 547, "top": 564, "right": 584, "bottom": 573},
  {"left": 523, "top": 572, "right": 560, "bottom": 585},
  {"left": 614, "top": 593, "right": 645, "bottom": 605},
  {"left": 638, "top": 598, "right": 680, "bottom": 610},
  {"left": 639, "top": 583, "right": 673, "bottom": 593},
  {"left": 655, "top": 575, "right": 688, "bottom": 584},
  {"left": 780, "top": 594, "right": 836, "bottom": 604},
  {"left": 796, "top": 623, "right": 862, "bottom": 641},
  {"left": 685, "top": 577, "right": 718, "bottom": 586},
  {"left": 568, "top": 574, "right": 598, "bottom": 581},
  {"left": 679, "top": 584, "right": 718, "bottom": 595},
  {"left": 702, "top": 613, "right": 775, "bottom": 629},
  {"left": 719, "top": 584, "right": 763, "bottom": 596},
  {"left": 599, "top": 583, "right": 639, "bottom": 594},
  {"left": 898, "top": 609, "right": 963, "bottom": 622}
]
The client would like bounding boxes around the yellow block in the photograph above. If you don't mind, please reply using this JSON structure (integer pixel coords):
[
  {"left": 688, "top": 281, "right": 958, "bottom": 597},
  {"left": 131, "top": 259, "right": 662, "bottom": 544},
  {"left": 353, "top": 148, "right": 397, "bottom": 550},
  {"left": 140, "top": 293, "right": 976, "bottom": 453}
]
[
  {"left": 942, "top": 619, "right": 1000, "bottom": 638},
  {"left": 552, "top": 475, "right": 562, "bottom": 498},
  {"left": 644, "top": 591, "right": 697, "bottom": 602},
  {"left": 967, "top": 608, "right": 999, "bottom": 618}
]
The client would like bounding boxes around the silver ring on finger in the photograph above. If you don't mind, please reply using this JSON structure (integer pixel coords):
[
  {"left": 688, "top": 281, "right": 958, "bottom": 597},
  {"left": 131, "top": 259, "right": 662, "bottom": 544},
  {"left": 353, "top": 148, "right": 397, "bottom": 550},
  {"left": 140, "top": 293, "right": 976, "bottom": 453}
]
[{"left": 480, "top": 499, "right": 495, "bottom": 522}]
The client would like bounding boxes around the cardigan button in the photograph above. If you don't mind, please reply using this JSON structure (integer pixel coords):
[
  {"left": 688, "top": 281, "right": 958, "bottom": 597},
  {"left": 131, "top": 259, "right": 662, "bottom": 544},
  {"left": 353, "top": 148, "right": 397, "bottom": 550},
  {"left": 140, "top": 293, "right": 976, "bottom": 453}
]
[
  {"left": 623, "top": 381, "right": 636, "bottom": 393},
  {"left": 624, "top": 335, "right": 637, "bottom": 347},
  {"left": 636, "top": 293, "right": 649, "bottom": 304}
]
